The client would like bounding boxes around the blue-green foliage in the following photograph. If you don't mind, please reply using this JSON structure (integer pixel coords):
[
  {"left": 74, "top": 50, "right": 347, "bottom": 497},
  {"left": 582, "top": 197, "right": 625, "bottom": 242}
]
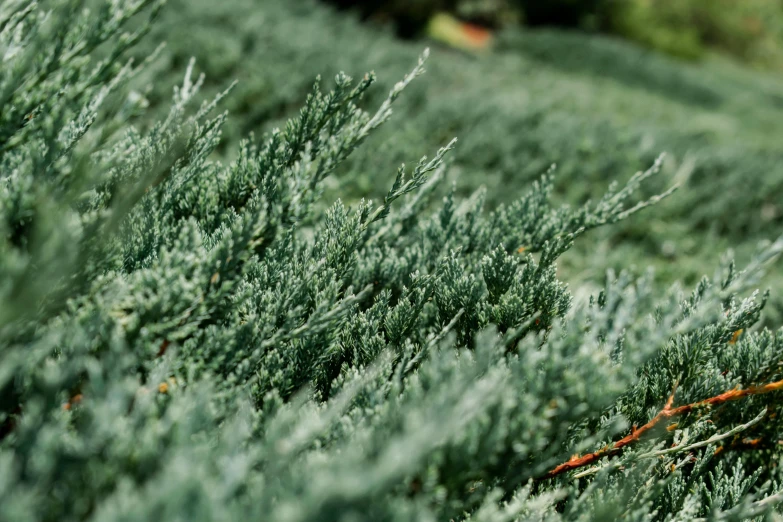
[
  {"left": 2, "top": 2, "right": 783, "bottom": 521},
  {"left": 128, "top": 0, "right": 783, "bottom": 327}
]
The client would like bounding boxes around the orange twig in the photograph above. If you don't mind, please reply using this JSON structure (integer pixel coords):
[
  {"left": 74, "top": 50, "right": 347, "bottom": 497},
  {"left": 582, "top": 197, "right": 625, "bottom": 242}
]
[
  {"left": 544, "top": 378, "right": 783, "bottom": 479},
  {"left": 156, "top": 339, "right": 170, "bottom": 358}
]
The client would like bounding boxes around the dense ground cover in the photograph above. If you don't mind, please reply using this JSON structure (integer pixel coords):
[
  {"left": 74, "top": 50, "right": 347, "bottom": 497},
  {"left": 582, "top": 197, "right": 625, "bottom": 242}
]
[
  {"left": 135, "top": 0, "right": 783, "bottom": 319},
  {"left": 4, "top": 1, "right": 783, "bottom": 520}
]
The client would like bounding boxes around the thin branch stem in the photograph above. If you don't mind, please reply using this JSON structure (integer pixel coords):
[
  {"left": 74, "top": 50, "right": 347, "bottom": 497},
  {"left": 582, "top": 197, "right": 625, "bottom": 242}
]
[
  {"left": 571, "top": 408, "right": 767, "bottom": 480},
  {"left": 544, "top": 378, "right": 783, "bottom": 480}
]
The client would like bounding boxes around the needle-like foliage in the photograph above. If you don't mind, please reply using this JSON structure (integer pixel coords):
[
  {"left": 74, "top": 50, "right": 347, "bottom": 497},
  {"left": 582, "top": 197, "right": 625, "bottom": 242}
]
[{"left": 2, "top": 2, "right": 783, "bottom": 521}]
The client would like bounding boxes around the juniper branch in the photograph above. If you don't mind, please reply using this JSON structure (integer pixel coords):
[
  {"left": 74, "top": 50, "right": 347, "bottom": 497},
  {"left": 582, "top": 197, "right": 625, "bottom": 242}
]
[{"left": 544, "top": 380, "right": 783, "bottom": 479}]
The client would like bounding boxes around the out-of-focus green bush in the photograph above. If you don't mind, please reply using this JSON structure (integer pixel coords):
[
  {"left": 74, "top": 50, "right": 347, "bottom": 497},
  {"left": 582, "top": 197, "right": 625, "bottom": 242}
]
[
  {"left": 519, "top": 0, "right": 783, "bottom": 67},
  {"left": 605, "top": 0, "right": 783, "bottom": 64}
]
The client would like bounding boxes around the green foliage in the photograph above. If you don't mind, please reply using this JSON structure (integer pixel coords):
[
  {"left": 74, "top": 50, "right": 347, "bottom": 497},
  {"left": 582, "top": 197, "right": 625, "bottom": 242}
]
[
  {"left": 510, "top": 0, "right": 783, "bottom": 65},
  {"left": 130, "top": 0, "right": 783, "bottom": 324},
  {"left": 3, "top": 1, "right": 783, "bottom": 522},
  {"left": 606, "top": 0, "right": 783, "bottom": 65}
]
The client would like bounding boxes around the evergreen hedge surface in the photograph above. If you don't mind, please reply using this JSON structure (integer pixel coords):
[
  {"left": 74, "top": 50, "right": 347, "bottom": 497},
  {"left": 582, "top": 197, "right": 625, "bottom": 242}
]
[
  {"left": 3, "top": 1, "right": 783, "bottom": 521},
  {"left": 132, "top": 0, "right": 783, "bottom": 323}
]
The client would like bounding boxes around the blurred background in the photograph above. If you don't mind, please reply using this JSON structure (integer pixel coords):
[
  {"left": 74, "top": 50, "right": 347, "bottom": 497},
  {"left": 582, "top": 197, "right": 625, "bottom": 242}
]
[
  {"left": 328, "top": 0, "right": 783, "bottom": 65},
  {"left": 131, "top": 0, "right": 783, "bottom": 321}
]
